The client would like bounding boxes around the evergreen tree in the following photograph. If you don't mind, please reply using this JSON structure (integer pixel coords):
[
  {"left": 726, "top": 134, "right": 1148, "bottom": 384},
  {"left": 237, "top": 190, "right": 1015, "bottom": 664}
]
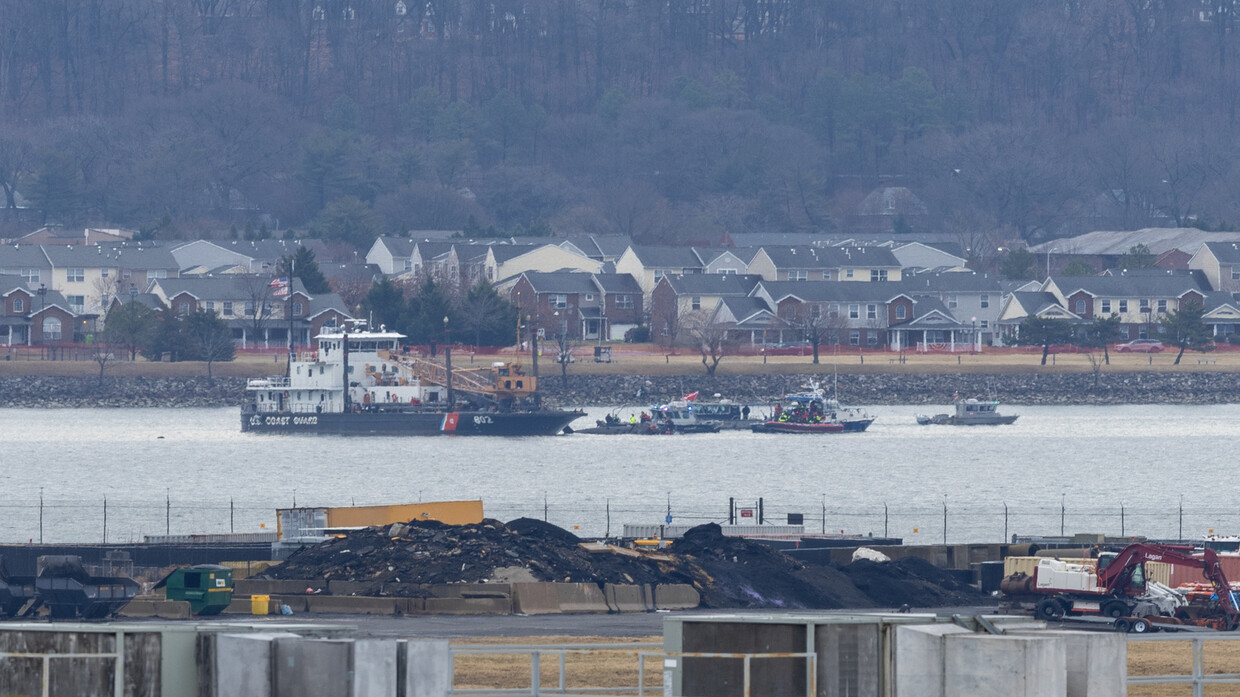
[
  {"left": 1161, "top": 302, "right": 1214, "bottom": 365},
  {"left": 280, "top": 246, "right": 331, "bottom": 294},
  {"left": 360, "top": 277, "right": 407, "bottom": 332}
]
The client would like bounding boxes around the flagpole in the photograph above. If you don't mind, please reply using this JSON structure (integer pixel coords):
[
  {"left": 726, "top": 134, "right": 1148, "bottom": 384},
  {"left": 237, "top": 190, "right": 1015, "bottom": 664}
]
[{"left": 287, "top": 258, "right": 295, "bottom": 379}]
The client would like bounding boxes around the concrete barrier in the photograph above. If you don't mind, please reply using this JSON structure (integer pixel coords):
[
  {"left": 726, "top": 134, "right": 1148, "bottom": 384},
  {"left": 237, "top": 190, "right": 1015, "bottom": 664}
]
[
  {"left": 272, "top": 595, "right": 309, "bottom": 612},
  {"left": 400, "top": 597, "right": 426, "bottom": 614},
  {"left": 427, "top": 583, "right": 511, "bottom": 599},
  {"left": 944, "top": 634, "right": 1065, "bottom": 697},
  {"left": 402, "top": 640, "right": 451, "bottom": 697},
  {"left": 424, "top": 596, "right": 511, "bottom": 615},
  {"left": 273, "top": 637, "right": 351, "bottom": 697},
  {"left": 512, "top": 583, "right": 561, "bottom": 615},
  {"left": 893, "top": 624, "right": 975, "bottom": 697},
  {"left": 654, "top": 584, "right": 700, "bottom": 610},
  {"left": 554, "top": 583, "right": 609, "bottom": 613},
  {"left": 1009, "top": 630, "right": 1125, "bottom": 697},
  {"left": 604, "top": 584, "right": 652, "bottom": 613},
  {"left": 354, "top": 639, "right": 399, "bottom": 697},
  {"left": 119, "top": 599, "right": 192, "bottom": 619},
  {"left": 235, "top": 579, "right": 326, "bottom": 596},
  {"left": 213, "top": 633, "right": 300, "bottom": 697},
  {"left": 305, "top": 595, "right": 400, "bottom": 615},
  {"left": 327, "top": 580, "right": 376, "bottom": 596}
]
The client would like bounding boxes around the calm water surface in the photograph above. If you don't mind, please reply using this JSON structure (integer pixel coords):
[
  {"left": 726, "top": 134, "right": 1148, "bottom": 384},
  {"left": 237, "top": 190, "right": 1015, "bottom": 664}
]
[{"left": 0, "top": 405, "right": 1236, "bottom": 543}]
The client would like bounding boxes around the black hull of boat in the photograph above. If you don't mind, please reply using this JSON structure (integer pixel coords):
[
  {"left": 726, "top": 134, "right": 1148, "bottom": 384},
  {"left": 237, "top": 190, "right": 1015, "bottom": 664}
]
[{"left": 241, "top": 409, "right": 582, "bottom": 436}]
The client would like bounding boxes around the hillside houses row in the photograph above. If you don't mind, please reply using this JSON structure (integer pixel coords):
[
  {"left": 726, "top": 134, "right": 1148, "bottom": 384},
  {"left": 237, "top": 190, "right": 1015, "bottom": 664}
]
[{"left": 6, "top": 229, "right": 1240, "bottom": 351}]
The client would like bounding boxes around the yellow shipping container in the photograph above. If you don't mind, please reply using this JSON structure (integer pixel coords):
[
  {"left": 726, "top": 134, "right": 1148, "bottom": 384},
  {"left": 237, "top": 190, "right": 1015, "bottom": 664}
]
[
  {"left": 276, "top": 500, "right": 484, "bottom": 539},
  {"left": 1002, "top": 555, "right": 1170, "bottom": 586}
]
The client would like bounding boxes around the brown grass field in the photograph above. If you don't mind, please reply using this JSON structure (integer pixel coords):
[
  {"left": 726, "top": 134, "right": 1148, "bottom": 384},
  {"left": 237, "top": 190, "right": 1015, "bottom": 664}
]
[
  {"left": 450, "top": 635, "right": 1240, "bottom": 695},
  {"left": 1, "top": 344, "right": 1238, "bottom": 378}
]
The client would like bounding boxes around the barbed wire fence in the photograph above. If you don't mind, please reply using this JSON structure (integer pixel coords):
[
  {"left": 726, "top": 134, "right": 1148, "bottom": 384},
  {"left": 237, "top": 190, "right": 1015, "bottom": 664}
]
[{"left": 0, "top": 494, "right": 1232, "bottom": 546}]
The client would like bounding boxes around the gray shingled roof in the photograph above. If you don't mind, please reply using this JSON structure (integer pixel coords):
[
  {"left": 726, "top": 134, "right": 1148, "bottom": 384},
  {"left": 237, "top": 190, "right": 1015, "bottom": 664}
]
[
  {"left": 627, "top": 245, "right": 706, "bottom": 269},
  {"left": 591, "top": 273, "right": 641, "bottom": 294},
  {"left": 1051, "top": 273, "right": 1207, "bottom": 298},
  {"left": 1009, "top": 291, "right": 1065, "bottom": 316},
  {"left": 156, "top": 276, "right": 308, "bottom": 301},
  {"left": 1201, "top": 241, "right": 1240, "bottom": 264},
  {"left": 519, "top": 272, "right": 600, "bottom": 294},
  {"left": 760, "top": 245, "right": 899, "bottom": 269},
  {"left": 900, "top": 271, "right": 1005, "bottom": 293},
  {"left": 0, "top": 246, "right": 52, "bottom": 268},
  {"left": 718, "top": 296, "right": 777, "bottom": 324},
  {"left": 376, "top": 237, "right": 417, "bottom": 258},
  {"left": 756, "top": 280, "right": 909, "bottom": 303},
  {"left": 661, "top": 274, "right": 762, "bottom": 295}
]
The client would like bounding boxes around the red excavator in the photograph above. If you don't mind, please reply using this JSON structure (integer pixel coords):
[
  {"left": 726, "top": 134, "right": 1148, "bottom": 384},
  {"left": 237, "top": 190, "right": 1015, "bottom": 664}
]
[{"left": 1004, "top": 543, "right": 1240, "bottom": 632}]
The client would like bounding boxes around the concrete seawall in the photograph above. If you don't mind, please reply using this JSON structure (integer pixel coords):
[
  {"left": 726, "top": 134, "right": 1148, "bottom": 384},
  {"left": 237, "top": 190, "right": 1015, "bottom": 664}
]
[{"left": 1, "top": 370, "right": 1238, "bottom": 408}]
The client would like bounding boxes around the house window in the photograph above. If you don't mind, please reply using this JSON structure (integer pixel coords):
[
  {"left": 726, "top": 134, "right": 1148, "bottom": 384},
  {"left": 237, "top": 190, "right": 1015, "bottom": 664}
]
[
  {"left": 550, "top": 294, "right": 568, "bottom": 309},
  {"left": 810, "top": 304, "right": 821, "bottom": 318},
  {"left": 404, "top": 260, "right": 412, "bottom": 271},
  {"left": 584, "top": 293, "right": 595, "bottom": 302},
  {"left": 980, "top": 294, "right": 990, "bottom": 308},
  {"left": 149, "top": 270, "right": 166, "bottom": 279},
  {"left": 101, "top": 293, "right": 109, "bottom": 309},
  {"left": 1233, "top": 265, "right": 1239, "bottom": 280},
  {"left": 790, "top": 270, "right": 808, "bottom": 281},
  {"left": 895, "top": 305, "right": 907, "bottom": 320},
  {"left": 14, "top": 297, "right": 24, "bottom": 313},
  {"left": 101, "top": 268, "right": 109, "bottom": 278},
  {"left": 849, "top": 304, "right": 860, "bottom": 319},
  {"left": 1075, "top": 299, "right": 1086, "bottom": 314},
  {"left": 67, "top": 295, "right": 84, "bottom": 312},
  {"left": 867, "top": 304, "right": 877, "bottom": 320},
  {"left": 845, "top": 269, "right": 854, "bottom": 279},
  {"left": 870, "top": 269, "right": 888, "bottom": 282},
  {"left": 691, "top": 296, "right": 701, "bottom": 310},
  {"left": 1119, "top": 300, "right": 1129, "bottom": 313},
  {"left": 719, "top": 268, "right": 737, "bottom": 275},
  {"left": 1139, "top": 299, "right": 1151, "bottom": 313},
  {"left": 1101, "top": 300, "right": 1111, "bottom": 314},
  {"left": 866, "top": 332, "right": 878, "bottom": 346},
  {"left": 178, "top": 301, "right": 190, "bottom": 314},
  {"left": 205, "top": 301, "right": 216, "bottom": 312},
  {"left": 293, "top": 301, "right": 303, "bottom": 316},
  {"left": 245, "top": 301, "right": 255, "bottom": 316},
  {"left": 67, "top": 268, "right": 84, "bottom": 282},
  {"left": 849, "top": 330, "right": 860, "bottom": 345},
  {"left": 42, "top": 317, "right": 61, "bottom": 341},
  {"left": 263, "top": 302, "right": 273, "bottom": 315},
  {"left": 653, "top": 271, "right": 665, "bottom": 284},
  {"left": 948, "top": 294, "right": 958, "bottom": 309},
  {"left": 822, "top": 271, "right": 831, "bottom": 280},
  {"left": 615, "top": 295, "right": 634, "bottom": 309},
  {"left": 1157, "top": 299, "right": 1167, "bottom": 313},
  {"left": 21, "top": 269, "right": 39, "bottom": 283},
  {"left": 981, "top": 320, "right": 989, "bottom": 329},
  {"left": 223, "top": 301, "right": 234, "bottom": 316}
]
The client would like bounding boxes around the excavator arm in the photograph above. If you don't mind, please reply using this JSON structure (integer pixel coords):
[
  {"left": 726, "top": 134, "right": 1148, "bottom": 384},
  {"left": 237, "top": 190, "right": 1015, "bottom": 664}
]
[{"left": 1099, "top": 543, "right": 1240, "bottom": 628}]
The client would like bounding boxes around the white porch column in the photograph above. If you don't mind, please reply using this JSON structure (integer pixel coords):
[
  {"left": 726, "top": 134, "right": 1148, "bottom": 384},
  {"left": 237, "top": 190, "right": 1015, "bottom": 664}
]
[
  {"left": 263, "top": 328, "right": 269, "bottom": 348},
  {"left": 949, "top": 331, "right": 955, "bottom": 352}
]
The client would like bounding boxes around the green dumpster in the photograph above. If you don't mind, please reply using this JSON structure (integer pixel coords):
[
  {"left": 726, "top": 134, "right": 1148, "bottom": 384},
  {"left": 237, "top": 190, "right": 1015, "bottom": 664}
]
[{"left": 158, "top": 564, "right": 233, "bottom": 616}]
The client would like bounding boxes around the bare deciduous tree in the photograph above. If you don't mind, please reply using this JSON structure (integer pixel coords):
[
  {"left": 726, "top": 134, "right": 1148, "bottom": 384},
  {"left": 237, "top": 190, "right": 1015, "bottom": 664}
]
[{"left": 684, "top": 309, "right": 733, "bottom": 376}]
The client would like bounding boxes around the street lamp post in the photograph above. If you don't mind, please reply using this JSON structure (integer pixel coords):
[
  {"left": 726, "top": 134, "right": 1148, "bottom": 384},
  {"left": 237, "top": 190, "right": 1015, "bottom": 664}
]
[
  {"left": 37, "top": 283, "right": 46, "bottom": 357},
  {"left": 971, "top": 316, "right": 979, "bottom": 353},
  {"left": 443, "top": 316, "right": 453, "bottom": 407}
]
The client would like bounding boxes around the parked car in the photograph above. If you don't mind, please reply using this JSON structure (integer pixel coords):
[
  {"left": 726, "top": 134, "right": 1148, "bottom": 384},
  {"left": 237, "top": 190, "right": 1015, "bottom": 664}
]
[{"left": 1115, "top": 339, "right": 1163, "bottom": 353}]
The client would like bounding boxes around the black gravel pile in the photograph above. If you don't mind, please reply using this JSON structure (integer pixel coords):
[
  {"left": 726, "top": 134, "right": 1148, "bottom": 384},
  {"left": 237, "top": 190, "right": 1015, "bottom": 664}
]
[
  {"left": 841, "top": 557, "right": 984, "bottom": 608},
  {"left": 265, "top": 519, "right": 984, "bottom": 610},
  {"left": 267, "top": 518, "right": 683, "bottom": 594}
]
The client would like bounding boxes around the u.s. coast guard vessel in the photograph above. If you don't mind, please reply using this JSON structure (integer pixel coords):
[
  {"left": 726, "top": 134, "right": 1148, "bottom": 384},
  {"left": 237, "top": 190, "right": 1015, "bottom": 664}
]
[{"left": 241, "top": 321, "right": 581, "bottom": 436}]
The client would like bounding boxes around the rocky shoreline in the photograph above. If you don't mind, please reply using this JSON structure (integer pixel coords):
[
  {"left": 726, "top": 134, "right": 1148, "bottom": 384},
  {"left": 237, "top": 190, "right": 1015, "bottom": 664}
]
[{"left": 1, "top": 371, "right": 1238, "bottom": 408}]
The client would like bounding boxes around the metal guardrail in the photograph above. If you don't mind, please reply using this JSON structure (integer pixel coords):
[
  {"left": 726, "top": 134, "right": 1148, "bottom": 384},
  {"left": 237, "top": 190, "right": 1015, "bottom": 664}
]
[
  {"left": 1128, "top": 633, "right": 1240, "bottom": 697},
  {"left": 0, "top": 649, "right": 124, "bottom": 697},
  {"left": 450, "top": 644, "right": 816, "bottom": 697}
]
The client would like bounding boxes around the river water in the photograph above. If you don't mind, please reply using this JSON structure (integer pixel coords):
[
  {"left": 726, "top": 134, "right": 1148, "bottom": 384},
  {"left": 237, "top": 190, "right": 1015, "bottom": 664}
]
[{"left": 0, "top": 404, "right": 1237, "bottom": 544}]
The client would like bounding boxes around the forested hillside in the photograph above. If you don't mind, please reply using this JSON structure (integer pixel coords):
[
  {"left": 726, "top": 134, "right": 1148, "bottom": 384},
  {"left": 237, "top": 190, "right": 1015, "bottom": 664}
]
[{"left": 2, "top": 0, "right": 1238, "bottom": 247}]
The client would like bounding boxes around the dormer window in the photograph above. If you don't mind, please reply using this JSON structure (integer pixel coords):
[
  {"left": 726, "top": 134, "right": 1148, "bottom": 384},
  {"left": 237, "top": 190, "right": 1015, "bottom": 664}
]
[
  {"left": 395, "top": 0, "right": 407, "bottom": 14},
  {"left": 293, "top": 301, "right": 304, "bottom": 316},
  {"left": 13, "top": 297, "right": 23, "bottom": 313}
]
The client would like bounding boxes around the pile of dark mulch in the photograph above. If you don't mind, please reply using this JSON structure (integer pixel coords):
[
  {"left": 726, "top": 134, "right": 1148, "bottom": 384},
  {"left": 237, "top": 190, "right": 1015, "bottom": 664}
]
[
  {"left": 265, "top": 519, "right": 985, "bottom": 610},
  {"left": 266, "top": 518, "right": 688, "bottom": 595},
  {"left": 840, "top": 557, "right": 985, "bottom": 608}
]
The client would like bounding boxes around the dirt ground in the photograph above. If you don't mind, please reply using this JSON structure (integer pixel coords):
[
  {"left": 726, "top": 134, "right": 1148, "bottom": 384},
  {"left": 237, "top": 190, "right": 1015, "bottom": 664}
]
[
  {"left": 451, "top": 634, "right": 1240, "bottom": 694},
  {"left": 1, "top": 344, "right": 1238, "bottom": 378}
]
